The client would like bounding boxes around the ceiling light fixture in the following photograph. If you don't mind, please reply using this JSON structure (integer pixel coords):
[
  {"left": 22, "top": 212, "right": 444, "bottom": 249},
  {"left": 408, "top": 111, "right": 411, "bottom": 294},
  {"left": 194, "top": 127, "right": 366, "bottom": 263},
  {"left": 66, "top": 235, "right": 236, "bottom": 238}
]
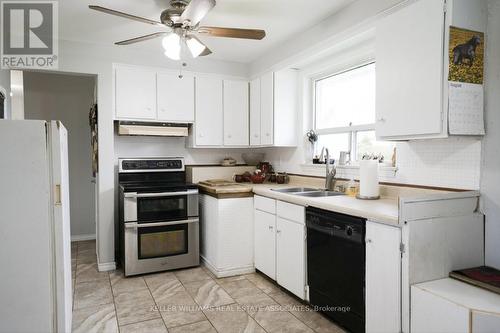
[
  {"left": 162, "top": 32, "right": 181, "bottom": 60},
  {"left": 185, "top": 36, "right": 207, "bottom": 58}
]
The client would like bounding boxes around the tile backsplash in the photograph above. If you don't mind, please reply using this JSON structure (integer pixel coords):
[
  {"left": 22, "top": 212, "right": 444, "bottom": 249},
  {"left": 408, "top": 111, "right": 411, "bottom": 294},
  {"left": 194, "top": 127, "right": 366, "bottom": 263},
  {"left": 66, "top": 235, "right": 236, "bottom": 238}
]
[{"left": 266, "top": 136, "right": 482, "bottom": 190}]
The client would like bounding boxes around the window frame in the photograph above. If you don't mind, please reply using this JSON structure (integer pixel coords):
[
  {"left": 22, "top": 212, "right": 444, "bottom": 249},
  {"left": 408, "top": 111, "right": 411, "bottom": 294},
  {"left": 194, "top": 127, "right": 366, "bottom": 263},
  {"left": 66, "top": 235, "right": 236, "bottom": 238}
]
[{"left": 311, "top": 60, "right": 377, "bottom": 163}]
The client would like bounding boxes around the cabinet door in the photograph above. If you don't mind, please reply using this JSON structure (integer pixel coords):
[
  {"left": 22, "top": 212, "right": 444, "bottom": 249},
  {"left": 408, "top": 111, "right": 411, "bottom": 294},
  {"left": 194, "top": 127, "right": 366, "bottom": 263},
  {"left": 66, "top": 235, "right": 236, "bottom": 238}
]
[
  {"left": 254, "top": 209, "right": 276, "bottom": 280},
  {"left": 376, "top": 0, "right": 445, "bottom": 139},
  {"left": 115, "top": 67, "right": 156, "bottom": 120},
  {"left": 276, "top": 217, "right": 305, "bottom": 299},
  {"left": 223, "top": 80, "right": 249, "bottom": 146},
  {"left": 249, "top": 78, "right": 261, "bottom": 146},
  {"left": 195, "top": 76, "right": 223, "bottom": 146},
  {"left": 260, "top": 72, "right": 274, "bottom": 145},
  {"left": 157, "top": 72, "right": 194, "bottom": 122},
  {"left": 366, "top": 221, "right": 401, "bottom": 333},
  {"left": 274, "top": 69, "right": 298, "bottom": 146}
]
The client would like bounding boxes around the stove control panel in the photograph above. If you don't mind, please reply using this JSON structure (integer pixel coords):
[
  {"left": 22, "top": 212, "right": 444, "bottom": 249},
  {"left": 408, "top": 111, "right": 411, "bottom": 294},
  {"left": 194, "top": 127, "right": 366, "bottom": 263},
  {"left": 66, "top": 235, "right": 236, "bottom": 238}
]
[{"left": 119, "top": 158, "right": 184, "bottom": 172}]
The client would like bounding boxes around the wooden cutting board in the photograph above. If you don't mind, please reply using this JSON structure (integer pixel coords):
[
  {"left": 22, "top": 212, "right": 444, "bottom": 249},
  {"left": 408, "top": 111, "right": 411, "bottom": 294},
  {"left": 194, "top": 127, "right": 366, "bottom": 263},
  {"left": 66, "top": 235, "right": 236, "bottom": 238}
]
[{"left": 199, "top": 179, "right": 237, "bottom": 186}]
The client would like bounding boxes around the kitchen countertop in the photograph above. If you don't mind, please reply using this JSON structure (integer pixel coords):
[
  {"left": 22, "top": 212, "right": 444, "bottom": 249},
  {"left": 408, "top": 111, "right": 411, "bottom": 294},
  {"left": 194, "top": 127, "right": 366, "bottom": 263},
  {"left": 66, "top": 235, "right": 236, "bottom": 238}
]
[{"left": 251, "top": 183, "right": 399, "bottom": 226}]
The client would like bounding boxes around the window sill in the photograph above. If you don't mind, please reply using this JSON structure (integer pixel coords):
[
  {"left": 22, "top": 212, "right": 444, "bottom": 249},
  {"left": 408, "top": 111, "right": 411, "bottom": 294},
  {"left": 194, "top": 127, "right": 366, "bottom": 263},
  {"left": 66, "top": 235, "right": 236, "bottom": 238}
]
[{"left": 300, "top": 163, "right": 398, "bottom": 177}]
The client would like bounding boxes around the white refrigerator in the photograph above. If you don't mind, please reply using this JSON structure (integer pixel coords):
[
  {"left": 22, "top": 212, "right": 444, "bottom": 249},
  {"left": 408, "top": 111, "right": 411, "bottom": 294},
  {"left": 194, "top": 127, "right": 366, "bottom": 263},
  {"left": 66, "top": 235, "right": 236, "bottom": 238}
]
[{"left": 0, "top": 120, "right": 72, "bottom": 332}]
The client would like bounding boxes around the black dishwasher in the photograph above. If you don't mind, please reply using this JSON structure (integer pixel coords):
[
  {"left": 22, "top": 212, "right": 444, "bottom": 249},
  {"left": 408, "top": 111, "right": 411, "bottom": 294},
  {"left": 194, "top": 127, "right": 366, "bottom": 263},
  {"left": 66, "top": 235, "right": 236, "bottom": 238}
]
[{"left": 306, "top": 207, "right": 366, "bottom": 333}]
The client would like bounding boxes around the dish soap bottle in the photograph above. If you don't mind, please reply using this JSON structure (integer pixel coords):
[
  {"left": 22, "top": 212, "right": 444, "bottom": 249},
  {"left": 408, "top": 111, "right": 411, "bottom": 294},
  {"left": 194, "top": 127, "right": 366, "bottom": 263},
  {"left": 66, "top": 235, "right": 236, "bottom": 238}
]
[{"left": 345, "top": 177, "right": 358, "bottom": 197}]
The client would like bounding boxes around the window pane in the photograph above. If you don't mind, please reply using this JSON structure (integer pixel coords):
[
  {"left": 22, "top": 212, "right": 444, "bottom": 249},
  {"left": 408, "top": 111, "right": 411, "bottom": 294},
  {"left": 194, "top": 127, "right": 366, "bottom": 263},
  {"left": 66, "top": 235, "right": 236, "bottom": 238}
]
[
  {"left": 356, "top": 131, "right": 395, "bottom": 162},
  {"left": 315, "top": 63, "right": 375, "bottom": 129},
  {"left": 316, "top": 133, "right": 350, "bottom": 162}
]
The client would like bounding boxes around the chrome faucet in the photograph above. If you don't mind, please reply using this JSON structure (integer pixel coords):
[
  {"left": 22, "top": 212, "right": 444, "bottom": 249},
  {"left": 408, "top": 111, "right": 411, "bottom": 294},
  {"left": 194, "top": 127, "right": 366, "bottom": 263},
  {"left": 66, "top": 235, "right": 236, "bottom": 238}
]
[{"left": 324, "top": 148, "right": 337, "bottom": 191}]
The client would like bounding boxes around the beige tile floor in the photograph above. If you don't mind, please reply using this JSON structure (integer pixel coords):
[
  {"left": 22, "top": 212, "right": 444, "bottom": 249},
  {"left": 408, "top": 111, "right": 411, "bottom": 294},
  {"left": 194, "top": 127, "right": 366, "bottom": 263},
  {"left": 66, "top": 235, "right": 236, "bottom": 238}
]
[{"left": 71, "top": 240, "right": 346, "bottom": 333}]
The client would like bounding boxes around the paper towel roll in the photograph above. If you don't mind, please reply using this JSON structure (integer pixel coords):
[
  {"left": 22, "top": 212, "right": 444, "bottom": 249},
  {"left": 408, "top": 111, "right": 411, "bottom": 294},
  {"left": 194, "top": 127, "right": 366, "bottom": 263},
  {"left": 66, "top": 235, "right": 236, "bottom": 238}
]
[{"left": 359, "top": 160, "right": 379, "bottom": 198}]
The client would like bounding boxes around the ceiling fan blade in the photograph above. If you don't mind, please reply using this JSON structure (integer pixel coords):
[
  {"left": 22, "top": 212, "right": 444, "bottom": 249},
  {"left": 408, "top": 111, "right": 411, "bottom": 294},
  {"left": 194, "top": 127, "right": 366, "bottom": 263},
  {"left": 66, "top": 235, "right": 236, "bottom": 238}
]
[
  {"left": 180, "top": 0, "right": 216, "bottom": 27},
  {"left": 197, "top": 26, "right": 266, "bottom": 40},
  {"left": 89, "top": 5, "right": 164, "bottom": 26},
  {"left": 115, "top": 32, "right": 167, "bottom": 45}
]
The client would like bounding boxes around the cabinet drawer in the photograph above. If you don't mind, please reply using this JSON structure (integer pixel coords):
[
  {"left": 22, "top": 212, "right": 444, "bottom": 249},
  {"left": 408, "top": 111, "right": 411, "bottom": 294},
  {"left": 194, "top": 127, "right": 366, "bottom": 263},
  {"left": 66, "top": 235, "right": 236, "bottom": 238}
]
[
  {"left": 276, "top": 201, "right": 304, "bottom": 225},
  {"left": 254, "top": 195, "right": 276, "bottom": 214}
]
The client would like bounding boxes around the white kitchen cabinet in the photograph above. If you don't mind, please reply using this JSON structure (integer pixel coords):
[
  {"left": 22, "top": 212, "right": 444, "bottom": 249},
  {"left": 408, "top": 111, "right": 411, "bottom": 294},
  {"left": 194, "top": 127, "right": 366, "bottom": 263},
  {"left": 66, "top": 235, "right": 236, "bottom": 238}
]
[
  {"left": 157, "top": 72, "right": 195, "bottom": 122},
  {"left": 376, "top": 0, "right": 487, "bottom": 140},
  {"left": 365, "top": 221, "right": 401, "bottom": 333},
  {"left": 253, "top": 195, "right": 306, "bottom": 299},
  {"left": 376, "top": 0, "right": 445, "bottom": 139},
  {"left": 249, "top": 78, "right": 261, "bottom": 146},
  {"left": 223, "top": 80, "right": 249, "bottom": 146},
  {"left": 260, "top": 72, "right": 274, "bottom": 145},
  {"left": 251, "top": 69, "right": 298, "bottom": 147},
  {"left": 194, "top": 76, "right": 223, "bottom": 146},
  {"left": 199, "top": 194, "right": 254, "bottom": 278},
  {"left": 254, "top": 209, "right": 276, "bottom": 280},
  {"left": 276, "top": 217, "right": 306, "bottom": 299},
  {"left": 115, "top": 66, "right": 156, "bottom": 120}
]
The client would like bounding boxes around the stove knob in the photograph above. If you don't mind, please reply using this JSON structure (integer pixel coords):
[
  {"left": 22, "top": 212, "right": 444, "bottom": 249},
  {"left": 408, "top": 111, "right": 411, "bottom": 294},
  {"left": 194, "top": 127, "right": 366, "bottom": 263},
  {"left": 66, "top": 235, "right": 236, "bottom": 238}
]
[{"left": 346, "top": 226, "right": 353, "bottom": 237}]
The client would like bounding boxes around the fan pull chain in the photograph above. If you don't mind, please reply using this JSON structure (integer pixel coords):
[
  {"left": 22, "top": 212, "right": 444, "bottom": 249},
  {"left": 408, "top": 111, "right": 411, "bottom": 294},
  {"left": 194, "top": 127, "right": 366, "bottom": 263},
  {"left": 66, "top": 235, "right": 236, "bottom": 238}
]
[{"left": 178, "top": 62, "right": 187, "bottom": 78}]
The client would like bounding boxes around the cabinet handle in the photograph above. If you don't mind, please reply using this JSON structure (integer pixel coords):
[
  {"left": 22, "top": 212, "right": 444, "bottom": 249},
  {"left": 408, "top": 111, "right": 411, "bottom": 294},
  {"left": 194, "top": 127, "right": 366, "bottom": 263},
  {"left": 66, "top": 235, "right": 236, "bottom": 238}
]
[
  {"left": 377, "top": 117, "right": 386, "bottom": 123},
  {"left": 228, "top": 134, "right": 232, "bottom": 138},
  {"left": 366, "top": 238, "right": 372, "bottom": 243},
  {"left": 254, "top": 134, "right": 259, "bottom": 138},
  {"left": 268, "top": 225, "right": 273, "bottom": 230},
  {"left": 276, "top": 229, "right": 281, "bottom": 234}
]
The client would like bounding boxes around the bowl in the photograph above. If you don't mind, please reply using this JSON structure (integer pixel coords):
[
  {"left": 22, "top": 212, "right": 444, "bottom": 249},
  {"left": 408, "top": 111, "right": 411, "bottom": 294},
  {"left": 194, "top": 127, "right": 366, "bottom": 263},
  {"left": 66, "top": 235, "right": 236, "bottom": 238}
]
[{"left": 242, "top": 153, "right": 265, "bottom": 166}]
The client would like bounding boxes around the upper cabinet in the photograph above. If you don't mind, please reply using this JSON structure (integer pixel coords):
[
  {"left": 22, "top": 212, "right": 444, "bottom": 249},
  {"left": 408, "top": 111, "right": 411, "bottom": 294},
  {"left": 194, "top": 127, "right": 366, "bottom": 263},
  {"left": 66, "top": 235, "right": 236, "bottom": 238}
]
[
  {"left": 249, "top": 78, "right": 262, "bottom": 145},
  {"left": 194, "top": 76, "right": 224, "bottom": 146},
  {"left": 250, "top": 69, "right": 298, "bottom": 147},
  {"left": 114, "top": 64, "right": 299, "bottom": 148},
  {"left": 376, "top": 0, "right": 487, "bottom": 140},
  {"left": 115, "top": 66, "right": 156, "bottom": 120},
  {"left": 157, "top": 73, "right": 195, "bottom": 122},
  {"left": 376, "top": 0, "right": 446, "bottom": 140},
  {"left": 223, "top": 80, "right": 249, "bottom": 146},
  {"left": 260, "top": 72, "right": 275, "bottom": 145}
]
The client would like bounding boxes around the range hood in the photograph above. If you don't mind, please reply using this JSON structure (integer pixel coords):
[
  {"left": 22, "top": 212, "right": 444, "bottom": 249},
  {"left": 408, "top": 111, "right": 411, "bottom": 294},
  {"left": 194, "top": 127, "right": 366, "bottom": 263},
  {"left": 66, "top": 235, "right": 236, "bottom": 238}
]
[{"left": 117, "top": 121, "right": 189, "bottom": 137}]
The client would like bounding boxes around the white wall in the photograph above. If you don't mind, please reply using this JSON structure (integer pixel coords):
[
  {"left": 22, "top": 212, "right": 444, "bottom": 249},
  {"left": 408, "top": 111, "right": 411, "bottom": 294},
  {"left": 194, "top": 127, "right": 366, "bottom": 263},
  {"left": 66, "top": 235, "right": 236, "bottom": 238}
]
[
  {"left": 23, "top": 72, "right": 97, "bottom": 239},
  {"left": 481, "top": 0, "right": 500, "bottom": 269},
  {"left": 54, "top": 38, "right": 248, "bottom": 268}
]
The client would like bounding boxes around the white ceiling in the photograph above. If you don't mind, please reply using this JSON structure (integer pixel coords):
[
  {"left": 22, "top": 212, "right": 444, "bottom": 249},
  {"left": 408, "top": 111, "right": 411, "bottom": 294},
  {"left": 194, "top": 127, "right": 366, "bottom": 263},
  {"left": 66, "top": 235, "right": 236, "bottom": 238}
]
[{"left": 60, "top": 0, "right": 355, "bottom": 63}]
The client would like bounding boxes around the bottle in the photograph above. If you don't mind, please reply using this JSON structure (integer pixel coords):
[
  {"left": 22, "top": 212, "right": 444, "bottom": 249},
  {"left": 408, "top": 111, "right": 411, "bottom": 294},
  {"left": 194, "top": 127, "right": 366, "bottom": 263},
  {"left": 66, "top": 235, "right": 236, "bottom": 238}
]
[{"left": 345, "top": 177, "right": 358, "bottom": 197}]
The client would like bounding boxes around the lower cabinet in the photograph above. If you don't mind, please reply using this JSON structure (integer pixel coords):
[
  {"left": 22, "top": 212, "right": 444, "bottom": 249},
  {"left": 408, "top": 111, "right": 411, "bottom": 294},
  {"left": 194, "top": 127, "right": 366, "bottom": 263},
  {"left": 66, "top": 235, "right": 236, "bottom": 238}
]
[
  {"left": 253, "top": 195, "right": 306, "bottom": 299},
  {"left": 276, "top": 217, "right": 305, "bottom": 299},
  {"left": 199, "top": 194, "right": 254, "bottom": 278},
  {"left": 254, "top": 209, "right": 276, "bottom": 280},
  {"left": 365, "top": 221, "right": 401, "bottom": 333}
]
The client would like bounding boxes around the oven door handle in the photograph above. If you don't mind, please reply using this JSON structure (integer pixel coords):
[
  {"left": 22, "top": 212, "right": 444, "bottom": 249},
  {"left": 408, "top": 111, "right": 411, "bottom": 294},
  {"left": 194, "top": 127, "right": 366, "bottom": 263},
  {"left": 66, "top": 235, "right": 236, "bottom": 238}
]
[
  {"left": 124, "top": 190, "right": 198, "bottom": 198},
  {"left": 125, "top": 218, "right": 199, "bottom": 229}
]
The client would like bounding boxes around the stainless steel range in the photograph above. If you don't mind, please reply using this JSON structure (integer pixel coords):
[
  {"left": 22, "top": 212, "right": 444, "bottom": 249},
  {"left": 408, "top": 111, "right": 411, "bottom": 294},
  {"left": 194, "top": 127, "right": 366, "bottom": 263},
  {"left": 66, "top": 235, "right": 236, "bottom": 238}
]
[{"left": 118, "top": 157, "right": 199, "bottom": 276}]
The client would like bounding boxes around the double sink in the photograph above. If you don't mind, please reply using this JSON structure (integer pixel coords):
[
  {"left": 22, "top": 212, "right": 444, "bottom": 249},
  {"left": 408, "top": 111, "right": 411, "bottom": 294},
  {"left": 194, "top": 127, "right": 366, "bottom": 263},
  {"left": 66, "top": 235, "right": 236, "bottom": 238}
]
[{"left": 271, "top": 187, "right": 345, "bottom": 197}]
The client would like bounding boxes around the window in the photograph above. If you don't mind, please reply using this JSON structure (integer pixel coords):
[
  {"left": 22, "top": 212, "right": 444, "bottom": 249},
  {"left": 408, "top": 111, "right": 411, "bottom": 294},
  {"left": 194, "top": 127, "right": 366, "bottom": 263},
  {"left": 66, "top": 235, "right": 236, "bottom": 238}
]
[{"left": 313, "top": 62, "right": 395, "bottom": 164}]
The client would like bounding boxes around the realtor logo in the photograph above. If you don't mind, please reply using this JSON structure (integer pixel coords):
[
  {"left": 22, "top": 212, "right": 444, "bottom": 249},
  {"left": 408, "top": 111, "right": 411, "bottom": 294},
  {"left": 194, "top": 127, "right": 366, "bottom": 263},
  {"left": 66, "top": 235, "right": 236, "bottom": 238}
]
[{"left": 1, "top": 1, "right": 58, "bottom": 69}]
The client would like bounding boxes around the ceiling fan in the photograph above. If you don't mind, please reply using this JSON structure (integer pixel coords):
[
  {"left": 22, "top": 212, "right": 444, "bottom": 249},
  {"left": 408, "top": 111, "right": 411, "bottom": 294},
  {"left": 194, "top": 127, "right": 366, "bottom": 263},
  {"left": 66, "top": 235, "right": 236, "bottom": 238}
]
[{"left": 89, "top": 0, "right": 266, "bottom": 60}]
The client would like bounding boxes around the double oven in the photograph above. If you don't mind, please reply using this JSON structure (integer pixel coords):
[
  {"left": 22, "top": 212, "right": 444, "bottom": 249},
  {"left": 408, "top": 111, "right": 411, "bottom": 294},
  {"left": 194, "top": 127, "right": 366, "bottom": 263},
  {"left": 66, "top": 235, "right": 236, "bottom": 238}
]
[{"left": 118, "top": 158, "right": 199, "bottom": 276}]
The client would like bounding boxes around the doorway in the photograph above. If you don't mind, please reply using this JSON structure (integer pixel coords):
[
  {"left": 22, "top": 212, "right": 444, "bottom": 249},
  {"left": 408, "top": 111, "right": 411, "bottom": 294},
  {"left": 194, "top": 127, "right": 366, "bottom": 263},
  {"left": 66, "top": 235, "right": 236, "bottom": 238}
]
[{"left": 23, "top": 71, "right": 97, "bottom": 241}]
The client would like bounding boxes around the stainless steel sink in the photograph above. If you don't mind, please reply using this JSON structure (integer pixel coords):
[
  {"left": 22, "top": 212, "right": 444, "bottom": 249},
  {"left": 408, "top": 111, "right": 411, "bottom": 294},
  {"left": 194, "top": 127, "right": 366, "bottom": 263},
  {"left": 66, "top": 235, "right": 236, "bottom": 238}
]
[
  {"left": 271, "top": 187, "right": 319, "bottom": 193},
  {"left": 294, "top": 191, "right": 345, "bottom": 197}
]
